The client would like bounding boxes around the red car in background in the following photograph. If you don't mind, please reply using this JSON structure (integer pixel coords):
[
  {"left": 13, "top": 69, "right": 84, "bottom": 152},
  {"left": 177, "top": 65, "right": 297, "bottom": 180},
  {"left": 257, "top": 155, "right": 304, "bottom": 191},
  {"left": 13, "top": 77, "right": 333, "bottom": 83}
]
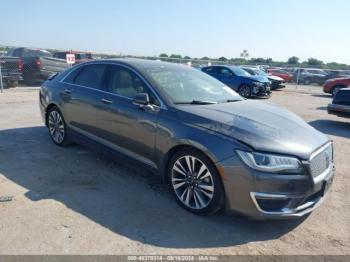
[
  {"left": 323, "top": 77, "right": 350, "bottom": 96},
  {"left": 267, "top": 69, "right": 293, "bottom": 82},
  {"left": 52, "top": 51, "right": 93, "bottom": 64}
]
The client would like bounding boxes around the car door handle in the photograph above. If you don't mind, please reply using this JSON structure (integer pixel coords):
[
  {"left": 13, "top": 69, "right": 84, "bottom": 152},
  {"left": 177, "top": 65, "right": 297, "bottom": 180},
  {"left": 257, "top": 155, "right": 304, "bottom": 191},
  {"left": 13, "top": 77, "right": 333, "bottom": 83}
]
[
  {"left": 101, "top": 98, "right": 113, "bottom": 105},
  {"left": 64, "top": 88, "right": 72, "bottom": 94}
]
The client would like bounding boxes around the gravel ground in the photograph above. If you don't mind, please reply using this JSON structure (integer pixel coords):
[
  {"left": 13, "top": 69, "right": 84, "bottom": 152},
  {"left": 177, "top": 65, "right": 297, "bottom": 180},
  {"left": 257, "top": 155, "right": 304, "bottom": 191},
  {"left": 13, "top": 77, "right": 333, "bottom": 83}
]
[{"left": 0, "top": 86, "right": 349, "bottom": 255}]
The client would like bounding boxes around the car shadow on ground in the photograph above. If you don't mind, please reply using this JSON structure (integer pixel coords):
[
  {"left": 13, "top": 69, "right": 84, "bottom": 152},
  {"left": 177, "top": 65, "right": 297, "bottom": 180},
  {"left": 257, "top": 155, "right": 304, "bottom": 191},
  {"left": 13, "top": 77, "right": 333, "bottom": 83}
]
[
  {"left": 311, "top": 94, "right": 332, "bottom": 99},
  {"left": 309, "top": 119, "right": 350, "bottom": 139},
  {"left": 0, "top": 126, "right": 306, "bottom": 249}
]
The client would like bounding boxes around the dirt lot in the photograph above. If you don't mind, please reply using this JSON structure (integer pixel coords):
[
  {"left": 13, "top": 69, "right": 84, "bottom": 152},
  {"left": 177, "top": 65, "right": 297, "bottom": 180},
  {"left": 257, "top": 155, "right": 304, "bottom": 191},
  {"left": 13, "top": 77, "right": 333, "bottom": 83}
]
[{"left": 0, "top": 86, "right": 349, "bottom": 255}]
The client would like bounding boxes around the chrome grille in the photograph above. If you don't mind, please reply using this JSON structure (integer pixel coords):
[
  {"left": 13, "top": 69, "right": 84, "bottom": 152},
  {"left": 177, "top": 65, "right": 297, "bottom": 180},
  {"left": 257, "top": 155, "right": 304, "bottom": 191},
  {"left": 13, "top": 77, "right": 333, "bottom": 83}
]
[{"left": 310, "top": 143, "right": 333, "bottom": 179}]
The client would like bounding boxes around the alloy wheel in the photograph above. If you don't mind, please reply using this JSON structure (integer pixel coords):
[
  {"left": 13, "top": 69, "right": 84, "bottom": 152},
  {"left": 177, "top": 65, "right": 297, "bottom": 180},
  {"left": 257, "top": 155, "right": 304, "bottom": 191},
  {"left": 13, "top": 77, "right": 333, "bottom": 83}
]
[
  {"left": 171, "top": 155, "right": 214, "bottom": 210},
  {"left": 239, "top": 85, "right": 251, "bottom": 98},
  {"left": 48, "top": 110, "right": 65, "bottom": 144}
]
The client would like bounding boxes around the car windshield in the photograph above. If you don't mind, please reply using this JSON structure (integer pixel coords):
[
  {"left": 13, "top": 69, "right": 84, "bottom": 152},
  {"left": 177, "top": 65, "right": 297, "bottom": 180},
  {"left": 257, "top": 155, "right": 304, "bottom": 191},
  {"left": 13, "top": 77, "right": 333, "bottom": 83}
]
[
  {"left": 254, "top": 69, "right": 268, "bottom": 76},
  {"left": 230, "top": 67, "right": 251, "bottom": 77},
  {"left": 144, "top": 65, "right": 243, "bottom": 104}
]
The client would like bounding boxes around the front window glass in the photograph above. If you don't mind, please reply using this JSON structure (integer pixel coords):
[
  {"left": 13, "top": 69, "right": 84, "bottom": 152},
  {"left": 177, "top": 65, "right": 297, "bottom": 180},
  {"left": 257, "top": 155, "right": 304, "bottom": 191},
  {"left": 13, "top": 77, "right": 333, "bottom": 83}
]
[
  {"left": 144, "top": 65, "right": 242, "bottom": 104},
  {"left": 108, "top": 66, "right": 160, "bottom": 106}
]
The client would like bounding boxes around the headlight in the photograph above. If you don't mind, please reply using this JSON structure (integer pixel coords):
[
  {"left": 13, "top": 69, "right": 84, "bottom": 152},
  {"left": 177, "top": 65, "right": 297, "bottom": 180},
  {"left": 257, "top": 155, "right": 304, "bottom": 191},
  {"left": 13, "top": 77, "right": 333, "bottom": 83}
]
[
  {"left": 236, "top": 150, "right": 303, "bottom": 173},
  {"left": 252, "top": 81, "right": 264, "bottom": 87}
]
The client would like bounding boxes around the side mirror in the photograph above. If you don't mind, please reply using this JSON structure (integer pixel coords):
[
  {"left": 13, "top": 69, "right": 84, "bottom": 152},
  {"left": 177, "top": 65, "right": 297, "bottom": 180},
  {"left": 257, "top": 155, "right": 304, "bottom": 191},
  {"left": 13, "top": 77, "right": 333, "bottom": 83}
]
[{"left": 133, "top": 93, "right": 149, "bottom": 105}]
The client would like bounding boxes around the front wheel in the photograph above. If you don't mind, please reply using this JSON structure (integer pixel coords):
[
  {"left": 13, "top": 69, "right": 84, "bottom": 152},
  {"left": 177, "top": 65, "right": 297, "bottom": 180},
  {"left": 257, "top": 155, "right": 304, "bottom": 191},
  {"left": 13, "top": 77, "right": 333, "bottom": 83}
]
[
  {"left": 47, "top": 107, "right": 71, "bottom": 146},
  {"left": 168, "top": 149, "right": 225, "bottom": 215},
  {"left": 238, "top": 84, "right": 251, "bottom": 98}
]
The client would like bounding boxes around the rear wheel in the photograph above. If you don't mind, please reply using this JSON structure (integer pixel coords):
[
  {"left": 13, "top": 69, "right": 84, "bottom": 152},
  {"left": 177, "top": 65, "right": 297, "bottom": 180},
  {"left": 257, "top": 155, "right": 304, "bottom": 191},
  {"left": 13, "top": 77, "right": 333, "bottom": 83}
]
[
  {"left": 8, "top": 80, "right": 18, "bottom": 88},
  {"left": 238, "top": 84, "right": 251, "bottom": 98},
  {"left": 168, "top": 149, "right": 225, "bottom": 215},
  {"left": 303, "top": 78, "right": 311, "bottom": 85},
  {"left": 47, "top": 107, "right": 71, "bottom": 146}
]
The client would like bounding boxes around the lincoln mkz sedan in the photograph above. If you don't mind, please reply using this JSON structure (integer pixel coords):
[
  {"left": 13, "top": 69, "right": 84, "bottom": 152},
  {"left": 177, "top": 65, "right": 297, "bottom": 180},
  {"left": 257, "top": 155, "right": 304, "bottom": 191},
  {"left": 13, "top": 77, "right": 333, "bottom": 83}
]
[{"left": 40, "top": 59, "right": 335, "bottom": 219}]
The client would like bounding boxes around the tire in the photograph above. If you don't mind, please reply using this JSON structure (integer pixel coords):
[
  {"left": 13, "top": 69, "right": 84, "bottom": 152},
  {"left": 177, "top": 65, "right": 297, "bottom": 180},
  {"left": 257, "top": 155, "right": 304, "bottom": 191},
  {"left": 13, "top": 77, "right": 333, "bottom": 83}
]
[
  {"left": 7, "top": 80, "right": 18, "bottom": 88},
  {"left": 168, "top": 148, "right": 225, "bottom": 215},
  {"left": 238, "top": 84, "right": 251, "bottom": 98},
  {"left": 332, "top": 86, "right": 343, "bottom": 97},
  {"left": 303, "top": 78, "right": 311, "bottom": 85},
  {"left": 23, "top": 70, "right": 36, "bottom": 86},
  {"left": 46, "top": 107, "right": 71, "bottom": 147}
]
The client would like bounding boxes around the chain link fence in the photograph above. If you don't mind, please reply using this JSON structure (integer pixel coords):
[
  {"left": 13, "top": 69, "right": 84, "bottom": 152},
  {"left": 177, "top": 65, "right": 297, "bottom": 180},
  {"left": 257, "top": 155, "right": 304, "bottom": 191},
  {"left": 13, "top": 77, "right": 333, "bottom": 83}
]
[{"left": 0, "top": 55, "right": 23, "bottom": 92}]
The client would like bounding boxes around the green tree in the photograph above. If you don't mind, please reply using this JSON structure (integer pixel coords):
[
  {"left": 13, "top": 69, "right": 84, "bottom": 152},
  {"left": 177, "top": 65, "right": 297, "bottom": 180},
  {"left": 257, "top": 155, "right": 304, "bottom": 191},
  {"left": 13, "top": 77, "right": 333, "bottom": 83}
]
[
  {"left": 183, "top": 56, "right": 191, "bottom": 60},
  {"left": 306, "top": 57, "right": 323, "bottom": 66},
  {"left": 218, "top": 56, "right": 227, "bottom": 62},
  {"left": 201, "top": 56, "right": 210, "bottom": 60},
  {"left": 170, "top": 54, "right": 182, "bottom": 59},
  {"left": 287, "top": 56, "right": 299, "bottom": 64},
  {"left": 159, "top": 53, "right": 168, "bottom": 58}
]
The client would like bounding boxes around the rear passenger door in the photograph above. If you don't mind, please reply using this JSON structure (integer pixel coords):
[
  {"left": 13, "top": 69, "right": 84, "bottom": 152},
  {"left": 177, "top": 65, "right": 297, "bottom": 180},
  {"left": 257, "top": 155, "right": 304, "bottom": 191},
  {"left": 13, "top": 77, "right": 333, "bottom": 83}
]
[{"left": 61, "top": 64, "right": 107, "bottom": 135}]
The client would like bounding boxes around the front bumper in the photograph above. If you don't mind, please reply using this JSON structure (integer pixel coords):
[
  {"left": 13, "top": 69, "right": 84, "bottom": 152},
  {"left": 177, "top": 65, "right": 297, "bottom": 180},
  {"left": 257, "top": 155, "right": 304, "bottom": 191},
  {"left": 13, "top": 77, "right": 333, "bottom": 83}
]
[
  {"left": 270, "top": 81, "right": 285, "bottom": 90},
  {"left": 328, "top": 103, "right": 350, "bottom": 118},
  {"left": 218, "top": 152, "right": 335, "bottom": 219},
  {"left": 253, "top": 84, "right": 271, "bottom": 96}
]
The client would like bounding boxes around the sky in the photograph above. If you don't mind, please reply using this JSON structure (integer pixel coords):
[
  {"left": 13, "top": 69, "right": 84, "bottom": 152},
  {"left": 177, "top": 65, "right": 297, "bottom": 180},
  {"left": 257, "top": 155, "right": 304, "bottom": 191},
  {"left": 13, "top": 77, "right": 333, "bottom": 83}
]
[{"left": 1, "top": 0, "right": 349, "bottom": 64}]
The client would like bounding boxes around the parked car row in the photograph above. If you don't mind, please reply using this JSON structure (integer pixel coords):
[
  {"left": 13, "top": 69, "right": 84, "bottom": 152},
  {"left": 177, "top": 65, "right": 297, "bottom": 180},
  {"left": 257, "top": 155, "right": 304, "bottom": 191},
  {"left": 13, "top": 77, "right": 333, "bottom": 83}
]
[
  {"left": 2, "top": 47, "right": 93, "bottom": 86},
  {"left": 267, "top": 67, "right": 349, "bottom": 86},
  {"left": 53, "top": 51, "right": 93, "bottom": 64}
]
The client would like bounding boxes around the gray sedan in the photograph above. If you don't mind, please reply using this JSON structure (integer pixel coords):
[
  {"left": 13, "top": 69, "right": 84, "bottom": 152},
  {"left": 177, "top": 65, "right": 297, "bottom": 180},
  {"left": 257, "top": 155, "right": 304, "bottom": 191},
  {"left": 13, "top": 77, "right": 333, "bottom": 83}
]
[{"left": 39, "top": 59, "right": 335, "bottom": 219}]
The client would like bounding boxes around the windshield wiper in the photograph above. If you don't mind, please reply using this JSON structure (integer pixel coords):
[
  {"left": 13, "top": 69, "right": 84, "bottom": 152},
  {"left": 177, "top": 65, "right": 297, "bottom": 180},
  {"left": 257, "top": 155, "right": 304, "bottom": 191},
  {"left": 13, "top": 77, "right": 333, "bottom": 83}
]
[
  {"left": 217, "top": 99, "right": 242, "bottom": 103},
  {"left": 174, "top": 100, "right": 218, "bottom": 105},
  {"left": 225, "top": 99, "right": 241, "bottom": 103}
]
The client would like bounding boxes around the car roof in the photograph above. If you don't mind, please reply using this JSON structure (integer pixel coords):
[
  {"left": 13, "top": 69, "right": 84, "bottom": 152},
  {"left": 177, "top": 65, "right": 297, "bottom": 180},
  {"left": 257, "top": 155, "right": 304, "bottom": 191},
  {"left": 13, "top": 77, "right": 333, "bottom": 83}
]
[
  {"left": 203, "top": 65, "right": 238, "bottom": 69},
  {"left": 84, "top": 58, "right": 191, "bottom": 71}
]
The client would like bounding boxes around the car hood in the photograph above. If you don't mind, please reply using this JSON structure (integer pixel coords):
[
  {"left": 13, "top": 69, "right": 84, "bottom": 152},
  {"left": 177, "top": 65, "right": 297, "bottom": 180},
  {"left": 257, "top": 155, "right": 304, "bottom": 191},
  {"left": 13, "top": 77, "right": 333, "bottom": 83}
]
[
  {"left": 178, "top": 100, "right": 328, "bottom": 159},
  {"left": 328, "top": 76, "right": 350, "bottom": 83},
  {"left": 244, "top": 74, "right": 269, "bottom": 83},
  {"left": 268, "top": 75, "right": 284, "bottom": 82}
]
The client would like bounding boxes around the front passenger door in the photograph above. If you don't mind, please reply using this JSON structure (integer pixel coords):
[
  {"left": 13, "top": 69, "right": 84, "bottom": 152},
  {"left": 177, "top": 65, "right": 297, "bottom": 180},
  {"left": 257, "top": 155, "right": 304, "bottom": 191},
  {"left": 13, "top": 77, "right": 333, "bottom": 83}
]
[
  {"left": 96, "top": 65, "right": 161, "bottom": 168},
  {"left": 217, "top": 67, "right": 239, "bottom": 90}
]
